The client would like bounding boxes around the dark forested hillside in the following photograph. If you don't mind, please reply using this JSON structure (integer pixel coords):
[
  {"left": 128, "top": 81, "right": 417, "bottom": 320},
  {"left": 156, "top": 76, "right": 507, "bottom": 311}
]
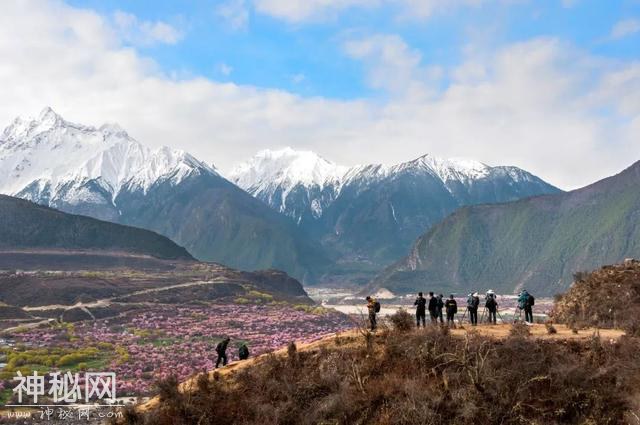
[{"left": 0, "top": 195, "right": 193, "bottom": 260}]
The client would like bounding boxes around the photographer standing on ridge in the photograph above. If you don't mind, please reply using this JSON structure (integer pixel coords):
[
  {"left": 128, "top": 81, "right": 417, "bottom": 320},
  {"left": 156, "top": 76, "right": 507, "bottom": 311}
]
[
  {"left": 518, "top": 290, "right": 535, "bottom": 323},
  {"left": 485, "top": 290, "right": 498, "bottom": 324},
  {"left": 436, "top": 294, "right": 445, "bottom": 324},
  {"left": 467, "top": 293, "right": 480, "bottom": 326},
  {"left": 428, "top": 292, "right": 439, "bottom": 324},
  {"left": 445, "top": 294, "right": 457, "bottom": 327},
  {"left": 414, "top": 292, "right": 427, "bottom": 328},
  {"left": 366, "top": 296, "right": 379, "bottom": 330}
]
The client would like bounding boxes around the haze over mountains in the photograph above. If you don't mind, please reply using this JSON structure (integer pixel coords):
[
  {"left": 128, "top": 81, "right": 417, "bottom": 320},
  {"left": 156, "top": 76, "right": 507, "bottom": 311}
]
[{"left": 372, "top": 161, "right": 640, "bottom": 296}]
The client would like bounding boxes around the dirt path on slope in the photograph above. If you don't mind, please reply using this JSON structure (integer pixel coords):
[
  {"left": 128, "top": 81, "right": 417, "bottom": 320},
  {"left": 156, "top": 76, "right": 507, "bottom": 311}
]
[
  {"left": 137, "top": 323, "right": 625, "bottom": 413},
  {"left": 21, "top": 277, "right": 231, "bottom": 312}
]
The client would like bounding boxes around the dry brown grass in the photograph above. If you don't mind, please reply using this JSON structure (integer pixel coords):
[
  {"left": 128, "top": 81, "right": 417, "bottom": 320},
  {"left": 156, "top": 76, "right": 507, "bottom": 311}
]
[{"left": 126, "top": 324, "right": 640, "bottom": 425}]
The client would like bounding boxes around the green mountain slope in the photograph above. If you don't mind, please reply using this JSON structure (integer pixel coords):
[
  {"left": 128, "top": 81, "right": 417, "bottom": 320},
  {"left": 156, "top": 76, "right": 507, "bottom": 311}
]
[
  {"left": 372, "top": 161, "right": 640, "bottom": 295},
  {"left": 115, "top": 170, "right": 330, "bottom": 282},
  {"left": 0, "top": 195, "right": 193, "bottom": 260}
]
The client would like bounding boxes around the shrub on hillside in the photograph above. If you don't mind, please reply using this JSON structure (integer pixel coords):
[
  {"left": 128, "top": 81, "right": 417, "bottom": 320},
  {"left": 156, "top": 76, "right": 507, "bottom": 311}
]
[
  {"left": 553, "top": 260, "right": 640, "bottom": 335},
  {"left": 389, "top": 308, "right": 414, "bottom": 332},
  {"left": 509, "top": 322, "right": 530, "bottom": 338}
]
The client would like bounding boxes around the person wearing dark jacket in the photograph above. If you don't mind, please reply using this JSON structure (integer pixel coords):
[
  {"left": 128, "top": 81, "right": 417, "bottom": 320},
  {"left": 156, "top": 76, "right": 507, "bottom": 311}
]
[
  {"left": 445, "top": 294, "right": 457, "bottom": 327},
  {"left": 467, "top": 293, "right": 480, "bottom": 326},
  {"left": 366, "top": 296, "right": 378, "bottom": 330},
  {"left": 238, "top": 343, "right": 249, "bottom": 360},
  {"left": 436, "top": 294, "right": 444, "bottom": 323},
  {"left": 485, "top": 290, "right": 497, "bottom": 324},
  {"left": 518, "top": 289, "right": 534, "bottom": 323},
  {"left": 428, "top": 292, "right": 438, "bottom": 324},
  {"left": 414, "top": 292, "right": 427, "bottom": 327},
  {"left": 215, "top": 337, "right": 231, "bottom": 368}
]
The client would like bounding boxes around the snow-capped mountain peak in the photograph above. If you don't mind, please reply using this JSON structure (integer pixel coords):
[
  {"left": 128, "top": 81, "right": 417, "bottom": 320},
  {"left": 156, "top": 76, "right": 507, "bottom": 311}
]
[
  {"left": 0, "top": 108, "right": 215, "bottom": 203},
  {"left": 230, "top": 147, "right": 347, "bottom": 190},
  {"left": 399, "top": 154, "right": 491, "bottom": 182},
  {"left": 229, "top": 147, "right": 348, "bottom": 221},
  {"left": 231, "top": 148, "right": 558, "bottom": 227},
  {"left": 2, "top": 107, "right": 65, "bottom": 143}
]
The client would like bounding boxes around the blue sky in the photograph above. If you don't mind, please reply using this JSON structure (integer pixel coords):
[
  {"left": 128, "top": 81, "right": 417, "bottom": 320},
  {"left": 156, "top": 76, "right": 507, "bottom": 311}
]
[
  {"left": 66, "top": 0, "right": 639, "bottom": 99},
  {"left": 0, "top": 0, "right": 638, "bottom": 189}
]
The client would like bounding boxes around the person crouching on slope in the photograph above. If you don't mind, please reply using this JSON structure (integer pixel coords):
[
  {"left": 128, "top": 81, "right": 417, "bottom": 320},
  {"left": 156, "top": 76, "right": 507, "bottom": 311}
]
[
  {"left": 239, "top": 343, "right": 250, "bottom": 360},
  {"left": 445, "top": 294, "right": 457, "bottom": 327},
  {"left": 366, "top": 296, "right": 379, "bottom": 331},
  {"left": 215, "top": 337, "right": 231, "bottom": 368},
  {"left": 414, "top": 292, "right": 427, "bottom": 328}
]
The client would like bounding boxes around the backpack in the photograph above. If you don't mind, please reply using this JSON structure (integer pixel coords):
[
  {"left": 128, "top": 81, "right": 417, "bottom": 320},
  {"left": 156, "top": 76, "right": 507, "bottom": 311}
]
[
  {"left": 472, "top": 296, "right": 480, "bottom": 308},
  {"left": 527, "top": 295, "right": 535, "bottom": 306},
  {"left": 374, "top": 301, "right": 381, "bottom": 313},
  {"left": 486, "top": 297, "right": 496, "bottom": 308}
]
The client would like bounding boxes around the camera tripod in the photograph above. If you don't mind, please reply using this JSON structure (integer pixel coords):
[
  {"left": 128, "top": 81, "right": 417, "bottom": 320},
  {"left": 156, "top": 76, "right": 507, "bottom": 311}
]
[
  {"left": 513, "top": 306, "right": 534, "bottom": 323},
  {"left": 480, "top": 306, "right": 505, "bottom": 324}
]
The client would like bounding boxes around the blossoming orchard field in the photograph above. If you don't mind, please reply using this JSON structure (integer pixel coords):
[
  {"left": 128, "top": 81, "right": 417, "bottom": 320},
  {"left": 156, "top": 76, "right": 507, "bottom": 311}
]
[
  {"left": 0, "top": 256, "right": 359, "bottom": 404},
  {"left": 0, "top": 304, "right": 353, "bottom": 400}
]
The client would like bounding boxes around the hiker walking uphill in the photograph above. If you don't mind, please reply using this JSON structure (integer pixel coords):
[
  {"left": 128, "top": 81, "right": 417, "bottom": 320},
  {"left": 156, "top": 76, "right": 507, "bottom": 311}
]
[
  {"left": 366, "top": 296, "right": 380, "bottom": 331},
  {"left": 518, "top": 290, "right": 535, "bottom": 323},
  {"left": 467, "top": 293, "right": 480, "bottom": 326},
  {"left": 485, "top": 290, "right": 498, "bottom": 324},
  {"left": 414, "top": 292, "right": 427, "bottom": 328},
  {"left": 428, "top": 292, "right": 439, "bottom": 324},
  {"left": 445, "top": 294, "right": 457, "bottom": 327},
  {"left": 436, "top": 294, "right": 445, "bottom": 323},
  {"left": 215, "top": 337, "right": 230, "bottom": 368}
]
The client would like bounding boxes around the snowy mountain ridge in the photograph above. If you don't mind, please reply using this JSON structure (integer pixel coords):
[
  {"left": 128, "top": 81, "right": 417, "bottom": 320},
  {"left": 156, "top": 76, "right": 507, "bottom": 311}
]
[
  {"left": 230, "top": 147, "right": 346, "bottom": 191},
  {"left": 229, "top": 148, "right": 540, "bottom": 219},
  {"left": 229, "top": 147, "right": 561, "bottom": 269},
  {"left": 229, "top": 147, "right": 348, "bottom": 219},
  {"left": 0, "top": 107, "right": 216, "bottom": 203}
]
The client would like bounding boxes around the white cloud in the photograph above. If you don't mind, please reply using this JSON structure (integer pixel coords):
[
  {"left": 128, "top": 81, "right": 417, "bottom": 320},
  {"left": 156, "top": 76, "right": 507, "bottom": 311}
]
[
  {"left": 610, "top": 18, "right": 640, "bottom": 40},
  {"left": 0, "top": 0, "right": 637, "bottom": 191},
  {"left": 343, "top": 34, "right": 443, "bottom": 98},
  {"left": 253, "top": 0, "right": 490, "bottom": 23},
  {"left": 253, "top": 0, "right": 377, "bottom": 22},
  {"left": 113, "top": 10, "right": 184, "bottom": 46},
  {"left": 216, "top": 0, "right": 250, "bottom": 30}
]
